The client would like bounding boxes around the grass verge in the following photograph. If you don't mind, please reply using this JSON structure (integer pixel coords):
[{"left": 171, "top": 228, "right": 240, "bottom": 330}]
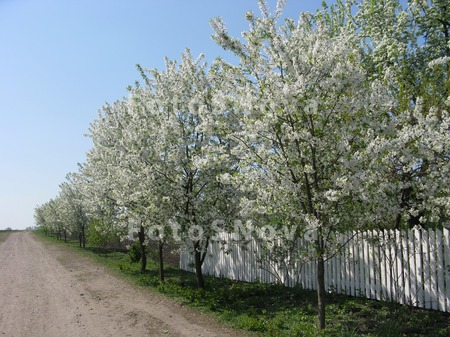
[
  {"left": 0, "top": 229, "right": 16, "bottom": 244},
  {"left": 35, "top": 230, "right": 450, "bottom": 337}
]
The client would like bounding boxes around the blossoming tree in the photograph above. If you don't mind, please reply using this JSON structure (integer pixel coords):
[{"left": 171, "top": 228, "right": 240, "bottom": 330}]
[
  {"left": 132, "top": 50, "right": 240, "bottom": 288},
  {"left": 211, "top": 0, "right": 393, "bottom": 328}
]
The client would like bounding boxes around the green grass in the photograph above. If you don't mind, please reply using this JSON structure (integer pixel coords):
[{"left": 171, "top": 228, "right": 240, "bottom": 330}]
[
  {"left": 0, "top": 229, "right": 16, "bottom": 244},
  {"left": 35, "top": 230, "right": 450, "bottom": 337}
]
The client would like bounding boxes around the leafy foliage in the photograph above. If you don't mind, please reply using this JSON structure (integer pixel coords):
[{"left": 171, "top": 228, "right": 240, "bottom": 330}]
[
  {"left": 128, "top": 240, "right": 147, "bottom": 263},
  {"left": 86, "top": 219, "right": 122, "bottom": 254}
]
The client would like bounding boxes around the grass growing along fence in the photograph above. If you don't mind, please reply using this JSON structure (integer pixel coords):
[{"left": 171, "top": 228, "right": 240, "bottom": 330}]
[{"left": 35, "top": 229, "right": 450, "bottom": 337}]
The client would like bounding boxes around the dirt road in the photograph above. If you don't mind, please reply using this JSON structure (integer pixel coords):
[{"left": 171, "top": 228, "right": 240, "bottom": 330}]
[{"left": 0, "top": 232, "right": 249, "bottom": 337}]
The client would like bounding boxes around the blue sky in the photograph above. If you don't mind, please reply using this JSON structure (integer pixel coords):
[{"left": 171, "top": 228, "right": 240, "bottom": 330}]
[{"left": 0, "top": 0, "right": 325, "bottom": 230}]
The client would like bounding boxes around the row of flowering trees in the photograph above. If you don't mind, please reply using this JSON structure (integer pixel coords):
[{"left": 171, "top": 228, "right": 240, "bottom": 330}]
[{"left": 35, "top": 0, "right": 449, "bottom": 329}]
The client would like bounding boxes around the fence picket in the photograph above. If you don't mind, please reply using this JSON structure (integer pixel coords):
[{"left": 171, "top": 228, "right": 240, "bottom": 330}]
[
  {"left": 429, "top": 229, "right": 438, "bottom": 310},
  {"left": 336, "top": 236, "right": 342, "bottom": 294},
  {"left": 436, "top": 229, "right": 445, "bottom": 312},
  {"left": 408, "top": 229, "right": 417, "bottom": 307},
  {"left": 347, "top": 232, "right": 354, "bottom": 296},
  {"left": 325, "top": 250, "right": 331, "bottom": 292},
  {"left": 348, "top": 231, "right": 358, "bottom": 296},
  {"left": 388, "top": 230, "right": 397, "bottom": 302},
  {"left": 444, "top": 228, "right": 450, "bottom": 312},
  {"left": 367, "top": 231, "right": 375, "bottom": 299},
  {"left": 312, "top": 257, "right": 317, "bottom": 291},
  {"left": 414, "top": 228, "right": 424, "bottom": 307},
  {"left": 364, "top": 232, "right": 371, "bottom": 298},
  {"left": 423, "top": 230, "right": 432, "bottom": 309},
  {"left": 359, "top": 231, "right": 366, "bottom": 298},
  {"left": 373, "top": 230, "right": 381, "bottom": 301},
  {"left": 395, "top": 230, "right": 404, "bottom": 304},
  {"left": 379, "top": 231, "right": 388, "bottom": 301}
]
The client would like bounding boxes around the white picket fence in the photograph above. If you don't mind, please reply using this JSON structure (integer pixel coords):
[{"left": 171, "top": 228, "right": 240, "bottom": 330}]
[{"left": 180, "top": 228, "right": 450, "bottom": 313}]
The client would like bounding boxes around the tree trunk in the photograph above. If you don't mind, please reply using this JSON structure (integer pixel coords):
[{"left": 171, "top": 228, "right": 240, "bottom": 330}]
[
  {"left": 193, "top": 245, "right": 205, "bottom": 289},
  {"left": 138, "top": 225, "right": 147, "bottom": 272},
  {"left": 82, "top": 225, "right": 86, "bottom": 249},
  {"left": 79, "top": 231, "right": 82, "bottom": 248},
  {"left": 317, "top": 254, "right": 326, "bottom": 330},
  {"left": 158, "top": 241, "right": 165, "bottom": 282}
]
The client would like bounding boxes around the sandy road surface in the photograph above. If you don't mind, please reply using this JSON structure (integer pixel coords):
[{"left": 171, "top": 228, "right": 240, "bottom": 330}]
[{"left": 0, "top": 232, "right": 250, "bottom": 337}]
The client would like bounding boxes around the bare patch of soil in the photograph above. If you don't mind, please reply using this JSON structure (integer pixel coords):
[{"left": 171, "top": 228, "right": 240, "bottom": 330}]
[{"left": 0, "top": 232, "right": 250, "bottom": 337}]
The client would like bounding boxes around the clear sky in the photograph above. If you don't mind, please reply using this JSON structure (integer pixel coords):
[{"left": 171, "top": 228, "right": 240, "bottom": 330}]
[{"left": 0, "top": 0, "right": 325, "bottom": 230}]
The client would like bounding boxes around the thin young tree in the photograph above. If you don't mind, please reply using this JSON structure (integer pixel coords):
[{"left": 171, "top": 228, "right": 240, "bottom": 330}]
[{"left": 211, "top": 0, "right": 391, "bottom": 328}]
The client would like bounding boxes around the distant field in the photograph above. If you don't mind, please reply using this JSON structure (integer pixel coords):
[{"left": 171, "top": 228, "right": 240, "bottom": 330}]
[{"left": 0, "top": 230, "right": 14, "bottom": 244}]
